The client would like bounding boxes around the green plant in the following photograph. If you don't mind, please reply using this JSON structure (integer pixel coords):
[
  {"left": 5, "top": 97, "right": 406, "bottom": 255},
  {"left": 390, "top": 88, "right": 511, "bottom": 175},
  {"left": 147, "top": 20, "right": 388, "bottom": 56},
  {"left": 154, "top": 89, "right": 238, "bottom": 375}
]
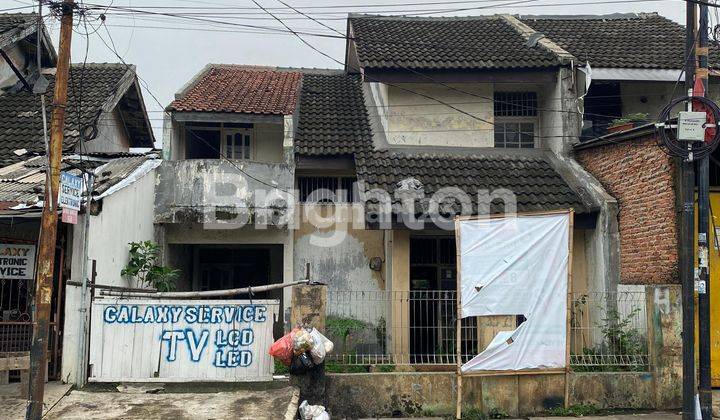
[
  {"left": 375, "top": 364, "right": 396, "bottom": 372},
  {"left": 273, "top": 359, "right": 289, "bottom": 375},
  {"left": 462, "top": 407, "right": 487, "bottom": 420},
  {"left": 324, "top": 361, "right": 368, "bottom": 373},
  {"left": 544, "top": 404, "right": 599, "bottom": 416},
  {"left": 326, "top": 316, "right": 367, "bottom": 348},
  {"left": 121, "top": 241, "right": 180, "bottom": 292},
  {"left": 600, "top": 307, "right": 645, "bottom": 357},
  {"left": 610, "top": 113, "right": 649, "bottom": 126},
  {"left": 488, "top": 407, "right": 509, "bottom": 419}
]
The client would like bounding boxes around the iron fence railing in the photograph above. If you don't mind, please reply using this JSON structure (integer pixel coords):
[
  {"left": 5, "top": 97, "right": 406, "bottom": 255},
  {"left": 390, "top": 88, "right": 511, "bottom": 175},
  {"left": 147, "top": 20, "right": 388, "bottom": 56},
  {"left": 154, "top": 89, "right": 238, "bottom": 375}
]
[
  {"left": 325, "top": 289, "right": 649, "bottom": 371},
  {"left": 570, "top": 291, "right": 649, "bottom": 370},
  {"left": 326, "top": 290, "right": 477, "bottom": 365}
]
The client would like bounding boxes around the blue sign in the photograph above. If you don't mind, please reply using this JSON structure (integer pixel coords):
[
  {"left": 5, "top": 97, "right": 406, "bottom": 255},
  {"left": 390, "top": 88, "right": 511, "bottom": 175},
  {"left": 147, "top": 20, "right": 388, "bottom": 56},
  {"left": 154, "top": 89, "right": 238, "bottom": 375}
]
[{"left": 59, "top": 172, "right": 83, "bottom": 210}]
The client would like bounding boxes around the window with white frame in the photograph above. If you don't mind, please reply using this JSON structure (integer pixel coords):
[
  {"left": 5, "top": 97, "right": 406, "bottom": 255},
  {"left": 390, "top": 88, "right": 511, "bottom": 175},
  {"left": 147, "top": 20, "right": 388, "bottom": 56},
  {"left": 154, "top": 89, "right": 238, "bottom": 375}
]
[
  {"left": 494, "top": 92, "right": 538, "bottom": 149},
  {"left": 184, "top": 122, "right": 255, "bottom": 159},
  {"left": 223, "top": 128, "right": 253, "bottom": 160}
]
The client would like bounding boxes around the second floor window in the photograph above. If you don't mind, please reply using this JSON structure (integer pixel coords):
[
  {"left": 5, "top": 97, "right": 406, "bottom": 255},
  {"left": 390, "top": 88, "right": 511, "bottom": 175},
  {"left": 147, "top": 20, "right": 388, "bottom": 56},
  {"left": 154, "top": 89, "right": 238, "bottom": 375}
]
[
  {"left": 298, "top": 176, "right": 357, "bottom": 203},
  {"left": 494, "top": 91, "right": 537, "bottom": 149},
  {"left": 224, "top": 129, "right": 253, "bottom": 160}
]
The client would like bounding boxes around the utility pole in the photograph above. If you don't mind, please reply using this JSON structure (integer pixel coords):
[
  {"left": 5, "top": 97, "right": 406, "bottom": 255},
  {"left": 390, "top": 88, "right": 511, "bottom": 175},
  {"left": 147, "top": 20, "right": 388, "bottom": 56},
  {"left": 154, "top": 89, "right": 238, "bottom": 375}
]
[
  {"left": 26, "top": 1, "right": 74, "bottom": 419},
  {"left": 696, "top": 0, "right": 712, "bottom": 418},
  {"left": 681, "top": 1, "right": 697, "bottom": 419}
]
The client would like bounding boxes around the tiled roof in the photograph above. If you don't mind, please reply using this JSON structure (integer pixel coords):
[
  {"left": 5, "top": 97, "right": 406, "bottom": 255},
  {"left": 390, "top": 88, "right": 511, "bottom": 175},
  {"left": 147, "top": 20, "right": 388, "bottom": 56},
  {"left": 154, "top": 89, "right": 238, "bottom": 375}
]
[
  {"left": 92, "top": 155, "right": 158, "bottom": 196},
  {"left": 0, "top": 13, "right": 34, "bottom": 35},
  {"left": 355, "top": 149, "right": 586, "bottom": 214},
  {"left": 169, "top": 66, "right": 302, "bottom": 115},
  {"left": 348, "top": 15, "right": 562, "bottom": 71},
  {"left": 288, "top": 69, "right": 585, "bottom": 213},
  {"left": 521, "top": 13, "right": 720, "bottom": 69},
  {"left": 0, "top": 154, "right": 158, "bottom": 211},
  {"left": 0, "top": 63, "right": 139, "bottom": 166},
  {"left": 294, "top": 72, "right": 373, "bottom": 156}
]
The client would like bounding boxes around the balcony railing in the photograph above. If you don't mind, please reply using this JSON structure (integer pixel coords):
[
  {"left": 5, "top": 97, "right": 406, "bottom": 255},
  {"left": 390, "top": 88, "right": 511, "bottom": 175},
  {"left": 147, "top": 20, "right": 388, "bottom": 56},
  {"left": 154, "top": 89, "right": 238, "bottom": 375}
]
[{"left": 154, "top": 159, "right": 293, "bottom": 225}]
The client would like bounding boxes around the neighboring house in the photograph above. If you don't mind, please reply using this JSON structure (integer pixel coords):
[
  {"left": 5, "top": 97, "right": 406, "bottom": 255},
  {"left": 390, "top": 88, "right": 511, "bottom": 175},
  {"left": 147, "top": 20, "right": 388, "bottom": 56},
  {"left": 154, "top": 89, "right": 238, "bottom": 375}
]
[
  {"left": 157, "top": 65, "right": 297, "bottom": 335},
  {"left": 0, "top": 13, "right": 55, "bottom": 90},
  {"left": 0, "top": 13, "right": 156, "bottom": 383}
]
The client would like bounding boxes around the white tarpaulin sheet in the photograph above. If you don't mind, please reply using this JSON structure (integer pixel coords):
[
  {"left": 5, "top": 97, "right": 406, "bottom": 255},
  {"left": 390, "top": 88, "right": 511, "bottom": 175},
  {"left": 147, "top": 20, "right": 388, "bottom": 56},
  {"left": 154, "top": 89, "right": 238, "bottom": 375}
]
[{"left": 458, "top": 213, "right": 570, "bottom": 372}]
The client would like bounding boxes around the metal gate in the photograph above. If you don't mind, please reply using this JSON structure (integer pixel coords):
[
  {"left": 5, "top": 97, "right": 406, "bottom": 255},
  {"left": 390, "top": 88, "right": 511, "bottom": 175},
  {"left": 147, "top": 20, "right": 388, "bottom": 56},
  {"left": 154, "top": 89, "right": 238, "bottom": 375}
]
[
  {"left": 0, "top": 243, "right": 64, "bottom": 381},
  {"left": 89, "top": 298, "right": 279, "bottom": 382}
]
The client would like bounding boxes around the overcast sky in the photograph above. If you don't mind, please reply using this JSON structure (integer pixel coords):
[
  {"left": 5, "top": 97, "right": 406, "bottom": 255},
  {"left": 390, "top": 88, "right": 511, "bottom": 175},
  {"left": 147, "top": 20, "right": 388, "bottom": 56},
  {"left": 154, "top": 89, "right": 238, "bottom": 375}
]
[{"left": 11, "top": 0, "right": 688, "bottom": 137}]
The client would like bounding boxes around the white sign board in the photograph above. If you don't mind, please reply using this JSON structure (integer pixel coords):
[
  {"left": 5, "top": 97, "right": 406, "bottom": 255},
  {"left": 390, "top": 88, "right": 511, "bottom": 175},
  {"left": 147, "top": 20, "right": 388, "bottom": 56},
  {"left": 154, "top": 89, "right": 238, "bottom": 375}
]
[
  {"left": 59, "top": 172, "right": 83, "bottom": 211},
  {"left": 89, "top": 298, "right": 279, "bottom": 382},
  {"left": 457, "top": 212, "right": 571, "bottom": 372},
  {"left": 0, "top": 244, "right": 36, "bottom": 280}
]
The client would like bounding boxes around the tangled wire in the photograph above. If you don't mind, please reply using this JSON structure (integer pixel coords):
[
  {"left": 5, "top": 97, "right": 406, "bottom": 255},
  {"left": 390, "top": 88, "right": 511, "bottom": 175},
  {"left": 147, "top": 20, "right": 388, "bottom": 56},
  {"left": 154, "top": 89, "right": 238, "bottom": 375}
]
[{"left": 656, "top": 96, "right": 720, "bottom": 159}]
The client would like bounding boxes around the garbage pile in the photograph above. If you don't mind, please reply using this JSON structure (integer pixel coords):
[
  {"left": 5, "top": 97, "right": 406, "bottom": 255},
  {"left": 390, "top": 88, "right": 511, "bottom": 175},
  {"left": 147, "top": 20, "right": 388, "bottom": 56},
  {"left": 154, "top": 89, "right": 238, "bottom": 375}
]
[
  {"left": 269, "top": 326, "right": 334, "bottom": 374},
  {"left": 299, "top": 400, "right": 330, "bottom": 420}
]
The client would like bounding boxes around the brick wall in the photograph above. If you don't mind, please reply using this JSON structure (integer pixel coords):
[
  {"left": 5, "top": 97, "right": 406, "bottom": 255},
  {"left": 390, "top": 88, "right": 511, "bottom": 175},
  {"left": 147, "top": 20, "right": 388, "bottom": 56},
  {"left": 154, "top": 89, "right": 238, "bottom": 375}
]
[{"left": 575, "top": 134, "right": 679, "bottom": 284}]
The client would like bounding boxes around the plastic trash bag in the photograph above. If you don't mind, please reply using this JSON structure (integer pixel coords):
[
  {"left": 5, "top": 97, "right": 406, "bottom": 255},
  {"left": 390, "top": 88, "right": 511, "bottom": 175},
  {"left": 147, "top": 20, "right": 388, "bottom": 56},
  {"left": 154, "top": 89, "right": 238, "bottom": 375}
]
[
  {"left": 289, "top": 352, "right": 315, "bottom": 375},
  {"left": 299, "top": 400, "right": 330, "bottom": 420},
  {"left": 293, "top": 328, "right": 315, "bottom": 355},
  {"left": 269, "top": 328, "right": 298, "bottom": 366},
  {"left": 309, "top": 328, "right": 333, "bottom": 364}
]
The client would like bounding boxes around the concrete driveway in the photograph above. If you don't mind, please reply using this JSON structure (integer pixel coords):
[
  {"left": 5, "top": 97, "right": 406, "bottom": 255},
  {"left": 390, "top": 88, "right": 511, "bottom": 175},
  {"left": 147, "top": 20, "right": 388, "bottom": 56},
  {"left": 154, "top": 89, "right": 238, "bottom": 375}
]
[{"left": 43, "top": 383, "right": 299, "bottom": 420}]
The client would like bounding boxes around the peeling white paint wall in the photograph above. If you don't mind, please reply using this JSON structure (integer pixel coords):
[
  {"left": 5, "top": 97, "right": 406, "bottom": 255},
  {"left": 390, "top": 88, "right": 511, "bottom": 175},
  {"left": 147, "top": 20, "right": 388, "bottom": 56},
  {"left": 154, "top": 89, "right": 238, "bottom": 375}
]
[
  {"left": 61, "top": 169, "right": 157, "bottom": 383},
  {"left": 384, "top": 83, "right": 494, "bottom": 147}
]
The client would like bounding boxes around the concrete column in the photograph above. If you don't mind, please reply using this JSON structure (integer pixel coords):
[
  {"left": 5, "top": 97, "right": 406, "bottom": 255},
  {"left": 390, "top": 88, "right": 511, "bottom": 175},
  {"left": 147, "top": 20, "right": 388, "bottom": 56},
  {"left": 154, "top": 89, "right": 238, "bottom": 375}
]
[
  {"left": 291, "top": 283, "right": 327, "bottom": 331},
  {"left": 646, "top": 284, "right": 683, "bottom": 409}
]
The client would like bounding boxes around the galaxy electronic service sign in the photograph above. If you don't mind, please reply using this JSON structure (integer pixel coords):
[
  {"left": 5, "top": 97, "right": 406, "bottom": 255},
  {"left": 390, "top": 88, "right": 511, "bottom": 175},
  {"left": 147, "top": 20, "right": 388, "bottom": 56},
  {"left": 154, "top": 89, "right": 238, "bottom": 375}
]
[
  {"left": 89, "top": 299, "right": 279, "bottom": 382},
  {"left": 0, "top": 244, "right": 36, "bottom": 280}
]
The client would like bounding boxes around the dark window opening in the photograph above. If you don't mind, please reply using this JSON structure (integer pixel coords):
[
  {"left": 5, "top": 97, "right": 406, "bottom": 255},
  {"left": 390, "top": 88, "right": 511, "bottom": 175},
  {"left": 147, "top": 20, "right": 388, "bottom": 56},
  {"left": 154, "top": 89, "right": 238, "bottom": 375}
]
[
  {"left": 191, "top": 244, "right": 284, "bottom": 338},
  {"left": 185, "top": 127, "right": 221, "bottom": 159},
  {"left": 494, "top": 92, "right": 538, "bottom": 117},
  {"left": 298, "top": 176, "right": 357, "bottom": 203},
  {"left": 582, "top": 82, "right": 622, "bottom": 140}
]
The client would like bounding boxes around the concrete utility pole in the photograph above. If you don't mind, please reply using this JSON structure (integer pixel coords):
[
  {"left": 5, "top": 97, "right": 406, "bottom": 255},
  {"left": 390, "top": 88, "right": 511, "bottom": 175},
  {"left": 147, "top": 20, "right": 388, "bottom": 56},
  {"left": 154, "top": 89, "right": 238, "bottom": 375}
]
[
  {"left": 681, "top": 2, "right": 697, "bottom": 420},
  {"left": 696, "top": 1, "right": 712, "bottom": 418},
  {"left": 26, "top": 1, "right": 74, "bottom": 418}
]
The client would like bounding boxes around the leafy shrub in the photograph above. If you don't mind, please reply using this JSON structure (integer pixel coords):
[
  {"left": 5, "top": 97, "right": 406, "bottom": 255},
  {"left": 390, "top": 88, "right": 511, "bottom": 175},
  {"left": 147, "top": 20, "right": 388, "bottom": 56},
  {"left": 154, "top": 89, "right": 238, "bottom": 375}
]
[{"left": 121, "top": 241, "right": 179, "bottom": 292}]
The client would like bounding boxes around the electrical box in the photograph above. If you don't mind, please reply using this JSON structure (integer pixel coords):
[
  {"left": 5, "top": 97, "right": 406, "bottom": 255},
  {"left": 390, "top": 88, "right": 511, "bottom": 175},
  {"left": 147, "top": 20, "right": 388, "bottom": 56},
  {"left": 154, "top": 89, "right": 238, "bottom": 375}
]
[{"left": 678, "top": 111, "right": 708, "bottom": 141}]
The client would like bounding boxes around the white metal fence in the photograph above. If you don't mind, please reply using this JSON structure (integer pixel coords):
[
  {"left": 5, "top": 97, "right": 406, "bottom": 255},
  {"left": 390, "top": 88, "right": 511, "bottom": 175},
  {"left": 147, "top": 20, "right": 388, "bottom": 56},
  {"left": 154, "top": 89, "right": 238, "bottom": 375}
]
[
  {"left": 326, "top": 289, "right": 649, "bottom": 371},
  {"left": 570, "top": 291, "right": 649, "bottom": 370}
]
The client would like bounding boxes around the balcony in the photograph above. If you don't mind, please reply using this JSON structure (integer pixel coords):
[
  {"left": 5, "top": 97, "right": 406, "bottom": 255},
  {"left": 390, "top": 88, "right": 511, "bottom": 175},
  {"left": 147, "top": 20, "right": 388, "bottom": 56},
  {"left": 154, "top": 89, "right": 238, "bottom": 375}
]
[{"left": 154, "top": 159, "right": 293, "bottom": 225}]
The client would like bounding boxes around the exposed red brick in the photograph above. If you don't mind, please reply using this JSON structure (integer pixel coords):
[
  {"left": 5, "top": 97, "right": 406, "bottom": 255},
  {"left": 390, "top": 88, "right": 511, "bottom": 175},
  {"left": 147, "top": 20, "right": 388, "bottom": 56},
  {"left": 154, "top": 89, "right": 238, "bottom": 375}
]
[
  {"left": 576, "top": 134, "right": 679, "bottom": 284},
  {"left": 169, "top": 66, "right": 302, "bottom": 115}
]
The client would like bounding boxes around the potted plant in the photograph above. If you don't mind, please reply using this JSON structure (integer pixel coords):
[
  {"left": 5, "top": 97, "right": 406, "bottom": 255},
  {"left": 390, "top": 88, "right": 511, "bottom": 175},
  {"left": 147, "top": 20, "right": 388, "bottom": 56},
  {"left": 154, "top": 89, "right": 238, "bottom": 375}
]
[{"left": 607, "top": 113, "right": 649, "bottom": 134}]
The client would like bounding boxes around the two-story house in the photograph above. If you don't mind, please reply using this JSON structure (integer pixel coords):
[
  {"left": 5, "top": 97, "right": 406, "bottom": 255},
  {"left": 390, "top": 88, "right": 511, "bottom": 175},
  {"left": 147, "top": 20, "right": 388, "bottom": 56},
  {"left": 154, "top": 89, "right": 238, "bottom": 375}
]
[{"left": 156, "top": 12, "right": 704, "bottom": 368}]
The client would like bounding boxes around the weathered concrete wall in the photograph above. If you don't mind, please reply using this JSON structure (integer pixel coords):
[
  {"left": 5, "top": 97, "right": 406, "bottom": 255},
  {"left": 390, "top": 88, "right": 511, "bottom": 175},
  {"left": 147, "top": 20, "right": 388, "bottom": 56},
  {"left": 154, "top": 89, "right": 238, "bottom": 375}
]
[
  {"left": 568, "top": 372, "right": 655, "bottom": 409},
  {"left": 293, "top": 205, "right": 384, "bottom": 292},
  {"left": 384, "top": 83, "right": 494, "bottom": 147},
  {"left": 254, "top": 122, "right": 284, "bottom": 163},
  {"left": 291, "top": 284, "right": 327, "bottom": 331},
  {"left": 325, "top": 371, "right": 656, "bottom": 418},
  {"left": 154, "top": 160, "right": 294, "bottom": 224},
  {"left": 647, "top": 284, "right": 682, "bottom": 409},
  {"left": 619, "top": 81, "right": 681, "bottom": 118},
  {"left": 62, "top": 169, "right": 157, "bottom": 384}
]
